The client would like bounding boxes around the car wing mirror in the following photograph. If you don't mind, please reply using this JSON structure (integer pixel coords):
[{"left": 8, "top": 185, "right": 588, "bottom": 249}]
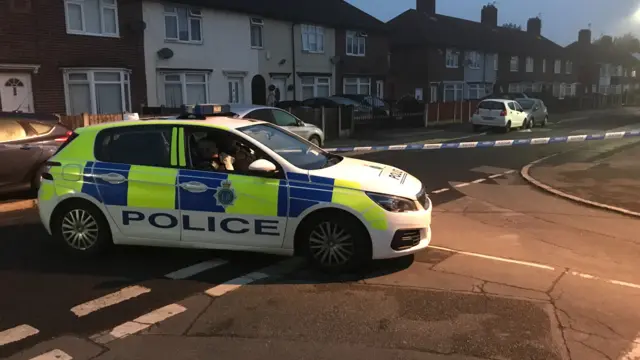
[{"left": 248, "top": 159, "right": 277, "bottom": 172}]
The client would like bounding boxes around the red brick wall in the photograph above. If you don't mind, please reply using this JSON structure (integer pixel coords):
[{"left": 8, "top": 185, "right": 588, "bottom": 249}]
[
  {"left": 335, "top": 29, "right": 390, "bottom": 97},
  {"left": 0, "top": 0, "right": 146, "bottom": 114}
]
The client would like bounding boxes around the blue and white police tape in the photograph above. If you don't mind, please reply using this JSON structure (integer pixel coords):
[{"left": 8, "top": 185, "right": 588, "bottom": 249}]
[{"left": 322, "top": 129, "right": 640, "bottom": 153}]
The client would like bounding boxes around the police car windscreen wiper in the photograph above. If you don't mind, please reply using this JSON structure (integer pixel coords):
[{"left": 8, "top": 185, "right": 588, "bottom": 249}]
[{"left": 323, "top": 154, "right": 342, "bottom": 168}]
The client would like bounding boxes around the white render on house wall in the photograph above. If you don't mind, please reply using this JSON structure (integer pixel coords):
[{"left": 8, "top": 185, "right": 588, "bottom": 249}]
[{"left": 142, "top": 1, "right": 259, "bottom": 107}]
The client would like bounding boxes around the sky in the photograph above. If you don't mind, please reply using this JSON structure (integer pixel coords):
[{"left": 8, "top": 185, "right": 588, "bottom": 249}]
[{"left": 346, "top": 0, "right": 640, "bottom": 46}]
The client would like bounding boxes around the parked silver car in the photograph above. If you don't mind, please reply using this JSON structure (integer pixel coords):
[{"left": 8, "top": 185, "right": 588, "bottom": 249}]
[
  {"left": 228, "top": 105, "right": 325, "bottom": 146},
  {"left": 516, "top": 98, "right": 548, "bottom": 128}
]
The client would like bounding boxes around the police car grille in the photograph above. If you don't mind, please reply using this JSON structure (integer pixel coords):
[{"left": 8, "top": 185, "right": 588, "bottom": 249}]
[{"left": 391, "top": 229, "right": 422, "bottom": 251}]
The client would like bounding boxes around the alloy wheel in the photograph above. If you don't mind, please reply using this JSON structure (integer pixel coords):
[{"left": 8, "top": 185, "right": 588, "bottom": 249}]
[
  {"left": 308, "top": 221, "right": 355, "bottom": 267},
  {"left": 61, "top": 209, "right": 99, "bottom": 250}
]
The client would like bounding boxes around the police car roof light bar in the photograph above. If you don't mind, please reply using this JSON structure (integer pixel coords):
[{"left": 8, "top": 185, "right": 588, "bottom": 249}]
[{"left": 177, "top": 104, "right": 235, "bottom": 120}]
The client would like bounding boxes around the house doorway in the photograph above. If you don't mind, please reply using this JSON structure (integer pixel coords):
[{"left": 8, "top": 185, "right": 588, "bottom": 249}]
[
  {"left": 251, "top": 75, "right": 266, "bottom": 105},
  {"left": 0, "top": 73, "right": 33, "bottom": 112}
]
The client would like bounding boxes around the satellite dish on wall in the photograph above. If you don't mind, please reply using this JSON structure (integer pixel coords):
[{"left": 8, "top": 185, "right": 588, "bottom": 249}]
[{"left": 157, "top": 48, "right": 174, "bottom": 60}]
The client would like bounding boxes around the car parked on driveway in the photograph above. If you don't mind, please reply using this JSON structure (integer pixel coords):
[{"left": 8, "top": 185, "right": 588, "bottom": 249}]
[
  {"left": 0, "top": 112, "right": 72, "bottom": 194},
  {"left": 227, "top": 104, "right": 325, "bottom": 146},
  {"left": 516, "top": 98, "right": 548, "bottom": 128},
  {"left": 470, "top": 99, "right": 528, "bottom": 133}
]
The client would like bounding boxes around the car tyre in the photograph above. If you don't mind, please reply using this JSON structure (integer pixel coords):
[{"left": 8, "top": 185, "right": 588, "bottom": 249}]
[
  {"left": 541, "top": 116, "right": 548, "bottom": 127},
  {"left": 502, "top": 121, "right": 511, "bottom": 133},
  {"left": 299, "top": 212, "right": 371, "bottom": 274},
  {"left": 528, "top": 117, "right": 535, "bottom": 129},
  {"left": 51, "top": 200, "right": 113, "bottom": 256},
  {"left": 309, "top": 135, "right": 322, "bottom": 147},
  {"left": 472, "top": 124, "right": 482, "bottom": 132}
]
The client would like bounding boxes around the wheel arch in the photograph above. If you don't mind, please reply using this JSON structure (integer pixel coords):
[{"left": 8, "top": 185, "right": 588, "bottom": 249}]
[{"left": 49, "top": 195, "right": 112, "bottom": 239}]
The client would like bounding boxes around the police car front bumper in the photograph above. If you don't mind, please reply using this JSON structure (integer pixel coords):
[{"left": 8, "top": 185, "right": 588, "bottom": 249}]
[{"left": 370, "top": 206, "right": 432, "bottom": 260}]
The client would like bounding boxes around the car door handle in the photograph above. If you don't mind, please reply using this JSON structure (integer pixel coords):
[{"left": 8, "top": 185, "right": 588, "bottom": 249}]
[
  {"left": 96, "top": 172, "right": 127, "bottom": 184},
  {"left": 19, "top": 145, "right": 32, "bottom": 150},
  {"left": 179, "top": 181, "right": 208, "bottom": 193}
]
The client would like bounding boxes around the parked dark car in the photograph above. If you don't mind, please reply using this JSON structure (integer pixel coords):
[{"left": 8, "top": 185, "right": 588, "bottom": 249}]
[
  {"left": 336, "top": 94, "right": 392, "bottom": 116},
  {"left": 0, "top": 112, "right": 72, "bottom": 194},
  {"left": 301, "top": 96, "right": 373, "bottom": 118}
]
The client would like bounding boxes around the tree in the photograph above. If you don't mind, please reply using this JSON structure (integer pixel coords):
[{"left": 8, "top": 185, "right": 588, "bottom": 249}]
[
  {"left": 502, "top": 22, "right": 522, "bottom": 30},
  {"left": 594, "top": 33, "right": 640, "bottom": 53},
  {"left": 613, "top": 33, "right": 640, "bottom": 53}
]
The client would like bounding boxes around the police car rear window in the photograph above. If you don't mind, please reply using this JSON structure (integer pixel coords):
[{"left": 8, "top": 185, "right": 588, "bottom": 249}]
[{"left": 95, "top": 127, "right": 173, "bottom": 167}]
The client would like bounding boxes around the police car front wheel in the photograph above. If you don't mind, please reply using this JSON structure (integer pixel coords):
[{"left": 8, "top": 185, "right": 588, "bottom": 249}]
[
  {"left": 51, "top": 201, "right": 113, "bottom": 255},
  {"left": 300, "top": 213, "right": 371, "bottom": 273}
]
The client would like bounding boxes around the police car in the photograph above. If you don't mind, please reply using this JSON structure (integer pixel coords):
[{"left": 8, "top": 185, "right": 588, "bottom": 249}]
[{"left": 38, "top": 104, "right": 432, "bottom": 272}]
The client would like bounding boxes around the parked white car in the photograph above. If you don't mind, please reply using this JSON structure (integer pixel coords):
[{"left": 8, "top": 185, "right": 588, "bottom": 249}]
[{"left": 470, "top": 99, "right": 528, "bottom": 133}]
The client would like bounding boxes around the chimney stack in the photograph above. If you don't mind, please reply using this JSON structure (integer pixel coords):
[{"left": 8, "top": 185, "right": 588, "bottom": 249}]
[
  {"left": 578, "top": 29, "right": 591, "bottom": 45},
  {"left": 527, "top": 17, "right": 541, "bottom": 36},
  {"left": 481, "top": 4, "right": 498, "bottom": 27},
  {"left": 416, "top": 0, "right": 436, "bottom": 15}
]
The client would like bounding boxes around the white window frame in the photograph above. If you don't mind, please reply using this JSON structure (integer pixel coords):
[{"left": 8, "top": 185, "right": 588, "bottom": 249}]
[
  {"left": 301, "top": 76, "right": 331, "bottom": 99},
  {"left": 64, "top": 0, "right": 119, "bottom": 37},
  {"left": 554, "top": 60, "right": 561, "bottom": 74},
  {"left": 632, "top": 69, "right": 637, "bottom": 78},
  {"left": 164, "top": 5, "right": 203, "bottom": 43},
  {"left": 301, "top": 24, "right": 324, "bottom": 53},
  {"left": 161, "top": 72, "right": 209, "bottom": 107},
  {"left": 343, "top": 77, "right": 371, "bottom": 95},
  {"left": 542, "top": 59, "right": 547, "bottom": 73},
  {"left": 510, "top": 56, "right": 519, "bottom": 72},
  {"left": 467, "top": 83, "right": 485, "bottom": 100},
  {"left": 443, "top": 82, "right": 463, "bottom": 102},
  {"left": 494, "top": 54, "right": 498, "bottom": 71},
  {"left": 466, "top": 51, "right": 481, "bottom": 69},
  {"left": 508, "top": 83, "right": 520, "bottom": 93},
  {"left": 346, "top": 31, "right": 366, "bottom": 56},
  {"left": 526, "top": 57, "right": 534, "bottom": 73},
  {"left": 63, "top": 68, "right": 131, "bottom": 115},
  {"left": 250, "top": 17, "right": 264, "bottom": 48},
  {"left": 565, "top": 60, "right": 573, "bottom": 74},
  {"left": 429, "top": 84, "right": 438, "bottom": 103},
  {"left": 445, "top": 49, "right": 459, "bottom": 68}
]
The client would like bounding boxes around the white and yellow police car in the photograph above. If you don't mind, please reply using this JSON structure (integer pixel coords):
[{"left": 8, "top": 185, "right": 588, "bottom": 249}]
[{"left": 38, "top": 104, "right": 432, "bottom": 272}]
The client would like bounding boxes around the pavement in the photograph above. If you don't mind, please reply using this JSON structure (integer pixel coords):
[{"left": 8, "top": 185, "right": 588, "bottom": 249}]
[
  {"left": 524, "top": 138, "right": 640, "bottom": 215},
  {"left": 1, "top": 106, "right": 640, "bottom": 360}
]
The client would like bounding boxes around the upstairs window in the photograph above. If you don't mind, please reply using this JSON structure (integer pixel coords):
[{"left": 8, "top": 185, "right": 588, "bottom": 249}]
[
  {"left": 542, "top": 59, "right": 547, "bottom": 73},
  {"left": 526, "top": 57, "right": 534, "bottom": 72},
  {"left": 554, "top": 60, "right": 561, "bottom": 74},
  {"left": 301, "top": 24, "right": 324, "bottom": 53},
  {"left": 565, "top": 60, "right": 573, "bottom": 74},
  {"left": 65, "top": 0, "right": 118, "bottom": 37},
  {"left": 164, "top": 5, "right": 202, "bottom": 43},
  {"left": 510, "top": 56, "right": 519, "bottom": 72},
  {"left": 466, "top": 51, "right": 480, "bottom": 69},
  {"left": 494, "top": 54, "right": 498, "bottom": 70},
  {"left": 346, "top": 31, "right": 366, "bottom": 56},
  {"left": 250, "top": 18, "right": 263, "bottom": 48},
  {"left": 445, "top": 49, "right": 459, "bottom": 68}
]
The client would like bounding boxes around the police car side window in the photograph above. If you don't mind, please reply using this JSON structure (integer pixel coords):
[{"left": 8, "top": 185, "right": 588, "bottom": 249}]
[{"left": 95, "top": 126, "right": 173, "bottom": 167}]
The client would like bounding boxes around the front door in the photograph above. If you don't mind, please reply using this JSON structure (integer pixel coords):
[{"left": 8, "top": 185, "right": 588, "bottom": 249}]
[
  {"left": 271, "top": 77, "right": 287, "bottom": 102},
  {"left": 0, "top": 74, "right": 34, "bottom": 112},
  {"left": 178, "top": 126, "right": 287, "bottom": 249},
  {"left": 376, "top": 80, "right": 384, "bottom": 99},
  {"left": 91, "top": 125, "right": 181, "bottom": 242}
]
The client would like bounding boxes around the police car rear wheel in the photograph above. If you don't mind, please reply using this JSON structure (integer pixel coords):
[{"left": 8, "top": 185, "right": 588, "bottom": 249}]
[
  {"left": 302, "top": 214, "right": 370, "bottom": 273},
  {"left": 52, "top": 201, "right": 112, "bottom": 255}
]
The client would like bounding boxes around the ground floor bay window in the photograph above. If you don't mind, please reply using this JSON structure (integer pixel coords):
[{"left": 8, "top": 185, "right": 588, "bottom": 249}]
[
  {"left": 162, "top": 72, "right": 208, "bottom": 107},
  {"left": 443, "top": 83, "right": 463, "bottom": 102},
  {"left": 64, "top": 68, "right": 131, "bottom": 115},
  {"left": 343, "top": 77, "right": 370, "bottom": 95},
  {"left": 301, "top": 76, "right": 330, "bottom": 100}
]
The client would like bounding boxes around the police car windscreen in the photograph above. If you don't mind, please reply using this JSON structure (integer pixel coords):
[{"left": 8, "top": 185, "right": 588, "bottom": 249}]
[{"left": 240, "top": 124, "right": 334, "bottom": 170}]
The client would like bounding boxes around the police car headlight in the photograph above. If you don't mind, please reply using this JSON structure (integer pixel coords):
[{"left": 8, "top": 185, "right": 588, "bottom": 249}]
[{"left": 366, "top": 192, "right": 418, "bottom": 212}]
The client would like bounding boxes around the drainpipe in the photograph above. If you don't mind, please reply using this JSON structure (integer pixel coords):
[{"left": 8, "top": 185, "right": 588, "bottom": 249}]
[{"left": 291, "top": 23, "right": 297, "bottom": 101}]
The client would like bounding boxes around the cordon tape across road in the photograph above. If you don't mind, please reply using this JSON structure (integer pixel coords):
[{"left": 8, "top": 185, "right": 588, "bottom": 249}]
[{"left": 323, "top": 129, "right": 640, "bottom": 153}]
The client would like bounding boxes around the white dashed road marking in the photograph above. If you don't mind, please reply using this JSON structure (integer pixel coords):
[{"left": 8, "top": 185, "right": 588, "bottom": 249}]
[
  {"left": 432, "top": 188, "right": 449, "bottom": 194},
  {"left": 92, "top": 304, "right": 187, "bottom": 344},
  {"left": 430, "top": 169, "right": 515, "bottom": 194},
  {"left": 29, "top": 349, "right": 73, "bottom": 360},
  {"left": 454, "top": 183, "right": 470, "bottom": 188},
  {"left": 165, "top": 259, "right": 229, "bottom": 280},
  {"left": 471, "top": 178, "right": 486, "bottom": 184},
  {"left": 0, "top": 324, "right": 39, "bottom": 347},
  {"left": 70, "top": 285, "right": 151, "bottom": 317}
]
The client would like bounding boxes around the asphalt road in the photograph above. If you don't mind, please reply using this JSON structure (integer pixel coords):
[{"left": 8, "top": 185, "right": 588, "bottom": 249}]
[{"left": 1, "top": 108, "right": 640, "bottom": 360}]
